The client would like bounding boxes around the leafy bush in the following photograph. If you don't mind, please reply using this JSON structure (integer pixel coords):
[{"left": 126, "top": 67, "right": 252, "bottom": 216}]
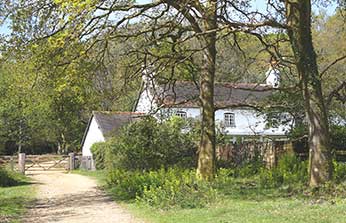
[
  {"left": 105, "top": 116, "right": 197, "bottom": 171},
  {"left": 91, "top": 139, "right": 121, "bottom": 170},
  {"left": 234, "top": 161, "right": 264, "bottom": 178},
  {"left": 107, "top": 169, "right": 151, "bottom": 200},
  {"left": 0, "top": 168, "right": 24, "bottom": 187},
  {"left": 333, "top": 161, "right": 346, "bottom": 183},
  {"left": 91, "top": 142, "right": 107, "bottom": 169},
  {"left": 259, "top": 154, "right": 308, "bottom": 188},
  {"left": 330, "top": 125, "right": 346, "bottom": 151},
  {"left": 106, "top": 168, "right": 217, "bottom": 208}
]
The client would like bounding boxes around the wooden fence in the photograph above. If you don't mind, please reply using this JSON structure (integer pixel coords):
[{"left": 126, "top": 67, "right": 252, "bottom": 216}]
[{"left": 216, "top": 141, "right": 293, "bottom": 168}]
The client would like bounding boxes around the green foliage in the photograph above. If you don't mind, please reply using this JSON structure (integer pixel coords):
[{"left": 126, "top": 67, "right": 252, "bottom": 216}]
[
  {"left": 259, "top": 154, "right": 308, "bottom": 188},
  {"left": 106, "top": 168, "right": 217, "bottom": 209},
  {"left": 105, "top": 117, "right": 197, "bottom": 171},
  {"left": 330, "top": 125, "right": 346, "bottom": 151},
  {"left": 289, "top": 124, "right": 346, "bottom": 159},
  {"left": 90, "top": 142, "right": 107, "bottom": 170},
  {"left": 107, "top": 168, "right": 152, "bottom": 200},
  {"left": 96, "top": 117, "right": 209, "bottom": 208},
  {"left": 333, "top": 161, "right": 346, "bottom": 183},
  {"left": 235, "top": 161, "right": 264, "bottom": 178},
  {"left": 0, "top": 30, "right": 140, "bottom": 154},
  {"left": 0, "top": 168, "right": 26, "bottom": 187}
]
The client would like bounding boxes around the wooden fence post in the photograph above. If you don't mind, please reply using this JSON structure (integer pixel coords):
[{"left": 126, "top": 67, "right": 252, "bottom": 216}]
[
  {"left": 69, "top": 153, "right": 75, "bottom": 171},
  {"left": 18, "top": 153, "right": 26, "bottom": 174},
  {"left": 10, "top": 156, "right": 14, "bottom": 171}
]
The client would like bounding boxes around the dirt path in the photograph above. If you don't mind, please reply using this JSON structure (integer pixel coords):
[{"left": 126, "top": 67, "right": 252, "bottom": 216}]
[{"left": 23, "top": 172, "right": 144, "bottom": 223}]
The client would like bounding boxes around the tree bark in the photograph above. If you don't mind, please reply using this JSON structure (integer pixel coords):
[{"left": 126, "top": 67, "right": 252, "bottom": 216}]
[
  {"left": 57, "top": 132, "right": 67, "bottom": 154},
  {"left": 285, "top": 0, "right": 333, "bottom": 187},
  {"left": 196, "top": 0, "right": 217, "bottom": 180}
]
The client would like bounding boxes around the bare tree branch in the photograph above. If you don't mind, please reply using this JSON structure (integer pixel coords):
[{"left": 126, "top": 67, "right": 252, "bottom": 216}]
[{"left": 320, "top": 55, "right": 346, "bottom": 77}]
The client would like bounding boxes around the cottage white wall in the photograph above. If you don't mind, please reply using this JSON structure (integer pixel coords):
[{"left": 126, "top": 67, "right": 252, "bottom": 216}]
[
  {"left": 159, "top": 107, "right": 201, "bottom": 119},
  {"left": 135, "top": 90, "right": 289, "bottom": 137},
  {"left": 266, "top": 68, "right": 280, "bottom": 88},
  {"left": 82, "top": 117, "right": 105, "bottom": 156},
  {"left": 215, "top": 109, "right": 288, "bottom": 136},
  {"left": 135, "top": 89, "right": 157, "bottom": 114},
  {"left": 160, "top": 107, "right": 288, "bottom": 136}
]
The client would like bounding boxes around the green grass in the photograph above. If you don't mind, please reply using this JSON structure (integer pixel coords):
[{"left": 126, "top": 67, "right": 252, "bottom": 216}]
[
  {"left": 0, "top": 170, "right": 35, "bottom": 223},
  {"left": 76, "top": 170, "right": 346, "bottom": 223},
  {"left": 126, "top": 198, "right": 346, "bottom": 223},
  {"left": 72, "top": 169, "right": 108, "bottom": 186}
]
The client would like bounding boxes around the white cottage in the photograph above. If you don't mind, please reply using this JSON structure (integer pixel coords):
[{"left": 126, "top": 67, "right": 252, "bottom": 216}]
[
  {"left": 81, "top": 111, "right": 143, "bottom": 157},
  {"left": 133, "top": 68, "right": 290, "bottom": 141}
]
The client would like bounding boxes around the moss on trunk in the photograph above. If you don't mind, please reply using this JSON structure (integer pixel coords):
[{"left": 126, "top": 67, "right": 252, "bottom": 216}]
[{"left": 285, "top": 0, "right": 333, "bottom": 187}]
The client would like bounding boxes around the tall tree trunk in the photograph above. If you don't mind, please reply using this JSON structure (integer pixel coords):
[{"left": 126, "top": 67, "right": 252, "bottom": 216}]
[
  {"left": 18, "top": 118, "right": 23, "bottom": 154},
  {"left": 285, "top": 0, "right": 333, "bottom": 187},
  {"left": 196, "top": 0, "right": 217, "bottom": 180},
  {"left": 57, "top": 132, "right": 67, "bottom": 154}
]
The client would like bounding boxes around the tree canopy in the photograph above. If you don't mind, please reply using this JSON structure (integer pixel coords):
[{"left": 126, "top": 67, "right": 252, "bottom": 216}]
[{"left": 0, "top": 0, "right": 345, "bottom": 185}]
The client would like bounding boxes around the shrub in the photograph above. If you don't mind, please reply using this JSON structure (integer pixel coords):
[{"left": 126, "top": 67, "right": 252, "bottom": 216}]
[
  {"left": 330, "top": 125, "right": 346, "bottom": 151},
  {"left": 106, "top": 168, "right": 217, "bottom": 208},
  {"left": 259, "top": 154, "right": 307, "bottom": 188},
  {"left": 106, "top": 116, "right": 197, "bottom": 171},
  {"left": 139, "top": 169, "right": 216, "bottom": 209},
  {"left": 107, "top": 169, "right": 149, "bottom": 200},
  {"left": 235, "top": 161, "right": 264, "bottom": 178},
  {"left": 91, "top": 139, "right": 122, "bottom": 170},
  {"left": 258, "top": 168, "right": 283, "bottom": 188},
  {"left": 91, "top": 142, "right": 107, "bottom": 169},
  {"left": 333, "top": 161, "right": 346, "bottom": 183},
  {"left": 0, "top": 168, "right": 23, "bottom": 187}
]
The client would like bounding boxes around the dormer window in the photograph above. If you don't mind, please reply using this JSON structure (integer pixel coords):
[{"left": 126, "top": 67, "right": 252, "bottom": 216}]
[
  {"left": 224, "top": 112, "right": 236, "bottom": 127},
  {"left": 175, "top": 111, "right": 187, "bottom": 119}
]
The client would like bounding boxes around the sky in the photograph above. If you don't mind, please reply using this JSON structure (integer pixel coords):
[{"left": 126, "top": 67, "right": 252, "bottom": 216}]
[
  {"left": 0, "top": 22, "right": 9, "bottom": 35},
  {"left": 0, "top": 1, "right": 338, "bottom": 35}
]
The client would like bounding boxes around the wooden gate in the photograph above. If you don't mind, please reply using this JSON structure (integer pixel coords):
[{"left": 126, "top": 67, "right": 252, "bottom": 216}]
[{"left": 24, "top": 155, "right": 70, "bottom": 172}]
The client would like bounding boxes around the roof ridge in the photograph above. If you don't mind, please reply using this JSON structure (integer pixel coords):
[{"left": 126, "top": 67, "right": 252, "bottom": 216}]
[
  {"left": 162, "top": 80, "right": 269, "bottom": 87},
  {"left": 92, "top": 111, "right": 145, "bottom": 115}
]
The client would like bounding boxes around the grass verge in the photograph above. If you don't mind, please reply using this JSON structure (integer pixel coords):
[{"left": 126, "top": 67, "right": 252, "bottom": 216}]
[
  {"left": 71, "top": 169, "right": 108, "bottom": 186},
  {"left": 75, "top": 170, "right": 346, "bottom": 223},
  {"left": 0, "top": 169, "right": 35, "bottom": 223}
]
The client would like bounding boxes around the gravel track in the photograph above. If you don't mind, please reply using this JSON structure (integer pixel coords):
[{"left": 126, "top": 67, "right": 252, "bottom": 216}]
[{"left": 23, "top": 172, "right": 144, "bottom": 223}]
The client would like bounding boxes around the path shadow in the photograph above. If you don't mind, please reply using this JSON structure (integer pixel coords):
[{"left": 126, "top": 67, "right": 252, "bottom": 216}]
[
  {"left": 22, "top": 189, "right": 115, "bottom": 222},
  {"left": 0, "top": 181, "right": 39, "bottom": 188}
]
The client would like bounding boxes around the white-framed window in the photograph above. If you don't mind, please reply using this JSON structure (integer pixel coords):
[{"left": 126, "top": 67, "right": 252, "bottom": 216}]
[
  {"left": 175, "top": 111, "right": 187, "bottom": 119},
  {"left": 224, "top": 112, "right": 236, "bottom": 127}
]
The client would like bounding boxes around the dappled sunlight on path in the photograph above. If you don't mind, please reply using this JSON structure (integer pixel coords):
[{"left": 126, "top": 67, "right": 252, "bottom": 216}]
[{"left": 23, "top": 172, "right": 143, "bottom": 223}]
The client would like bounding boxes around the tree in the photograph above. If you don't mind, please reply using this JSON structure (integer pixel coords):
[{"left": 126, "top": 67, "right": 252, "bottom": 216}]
[
  {"left": 2, "top": 0, "right": 344, "bottom": 184},
  {"left": 0, "top": 34, "right": 124, "bottom": 154},
  {"left": 0, "top": 59, "right": 38, "bottom": 154},
  {"left": 2, "top": 0, "right": 233, "bottom": 180},
  {"left": 284, "top": 1, "right": 332, "bottom": 186},
  {"left": 313, "top": 11, "right": 346, "bottom": 122},
  {"left": 246, "top": 2, "right": 345, "bottom": 186}
]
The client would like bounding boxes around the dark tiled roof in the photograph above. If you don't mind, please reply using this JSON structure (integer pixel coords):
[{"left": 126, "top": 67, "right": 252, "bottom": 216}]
[
  {"left": 93, "top": 111, "right": 144, "bottom": 137},
  {"left": 153, "top": 81, "right": 272, "bottom": 108}
]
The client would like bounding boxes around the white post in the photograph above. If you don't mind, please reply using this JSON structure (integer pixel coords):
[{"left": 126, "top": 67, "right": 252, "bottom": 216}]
[{"left": 18, "top": 153, "right": 26, "bottom": 174}]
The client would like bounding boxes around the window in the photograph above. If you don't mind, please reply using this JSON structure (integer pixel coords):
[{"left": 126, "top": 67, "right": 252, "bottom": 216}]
[
  {"left": 224, "top": 112, "right": 236, "bottom": 127},
  {"left": 175, "top": 111, "right": 187, "bottom": 119}
]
